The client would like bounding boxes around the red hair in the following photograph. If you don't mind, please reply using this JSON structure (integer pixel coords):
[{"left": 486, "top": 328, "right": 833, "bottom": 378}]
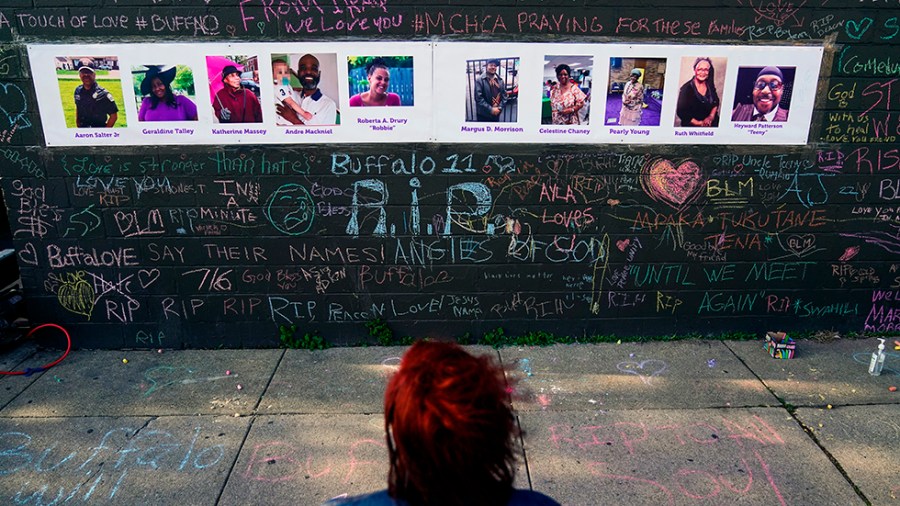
[{"left": 385, "top": 341, "right": 517, "bottom": 506}]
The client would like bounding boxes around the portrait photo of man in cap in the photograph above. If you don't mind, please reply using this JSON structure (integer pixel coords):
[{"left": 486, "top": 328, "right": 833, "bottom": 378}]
[
  {"left": 466, "top": 57, "right": 518, "bottom": 123},
  {"left": 731, "top": 66, "right": 793, "bottom": 122},
  {"left": 473, "top": 58, "right": 507, "bottom": 122},
  {"left": 54, "top": 56, "right": 124, "bottom": 129}
]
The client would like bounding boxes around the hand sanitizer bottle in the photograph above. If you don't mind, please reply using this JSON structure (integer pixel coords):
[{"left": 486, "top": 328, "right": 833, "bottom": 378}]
[{"left": 869, "top": 338, "right": 886, "bottom": 376}]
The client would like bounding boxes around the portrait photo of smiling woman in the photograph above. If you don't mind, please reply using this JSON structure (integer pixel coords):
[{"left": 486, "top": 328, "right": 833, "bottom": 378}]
[
  {"left": 675, "top": 56, "right": 726, "bottom": 128},
  {"left": 347, "top": 56, "right": 414, "bottom": 107},
  {"left": 132, "top": 65, "right": 198, "bottom": 122},
  {"left": 542, "top": 55, "right": 592, "bottom": 125}
]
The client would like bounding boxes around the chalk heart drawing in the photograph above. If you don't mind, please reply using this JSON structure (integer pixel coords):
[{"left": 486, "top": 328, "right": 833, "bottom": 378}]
[
  {"left": 57, "top": 272, "right": 95, "bottom": 318},
  {"left": 138, "top": 268, "right": 161, "bottom": 289},
  {"left": 641, "top": 158, "right": 703, "bottom": 210},
  {"left": 18, "top": 242, "right": 38, "bottom": 266},
  {"left": 786, "top": 234, "right": 816, "bottom": 257},
  {"left": 485, "top": 155, "right": 514, "bottom": 173},
  {"left": 845, "top": 18, "right": 873, "bottom": 40},
  {"left": 741, "top": 0, "right": 802, "bottom": 26},
  {"left": 0, "top": 82, "right": 31, "bottom": 129},
  {"left": 617, "top": 359, "right": 668, "bottom": 385},
  {"left": 616, "top": 239, "right": 630, "bottom": 252}
]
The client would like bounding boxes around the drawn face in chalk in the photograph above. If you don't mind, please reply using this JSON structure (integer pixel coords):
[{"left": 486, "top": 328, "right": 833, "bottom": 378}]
[{"left": 264, "top": 183, "right": 315, "bottom": 236}]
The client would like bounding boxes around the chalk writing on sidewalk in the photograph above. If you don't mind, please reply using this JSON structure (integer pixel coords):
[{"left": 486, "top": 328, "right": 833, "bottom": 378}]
[
  {"left": 0, "top": 426, "right": 227, "bottom": 502},
  {"left": 544, "top": 414, "right": 789, "bottom": 504}
]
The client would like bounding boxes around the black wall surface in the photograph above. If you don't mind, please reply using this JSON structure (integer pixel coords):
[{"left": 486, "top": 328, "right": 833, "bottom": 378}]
[{"left": 0, "top": 1, "right": 898, "bottom": 348}]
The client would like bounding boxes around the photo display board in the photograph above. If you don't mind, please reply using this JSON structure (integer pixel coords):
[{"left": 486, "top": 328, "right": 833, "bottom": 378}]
[
  {"left": 28, "top": 42, "right": 432, "bottom": 146},
  {"left": 434, "top": 42, "right": 823, "bottom": 145},
  {"left": 29, "top": 42, "right": 822, "bottom": 146}
]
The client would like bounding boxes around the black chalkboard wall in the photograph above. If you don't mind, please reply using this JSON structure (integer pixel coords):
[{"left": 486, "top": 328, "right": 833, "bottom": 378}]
[{"left": 0, "top": 1, "right": 898, "bottom": 348}]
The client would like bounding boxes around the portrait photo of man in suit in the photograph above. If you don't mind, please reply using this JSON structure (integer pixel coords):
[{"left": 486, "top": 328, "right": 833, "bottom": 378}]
[{"left": 731, "top": 66, "right": 793, "bottom": 122}]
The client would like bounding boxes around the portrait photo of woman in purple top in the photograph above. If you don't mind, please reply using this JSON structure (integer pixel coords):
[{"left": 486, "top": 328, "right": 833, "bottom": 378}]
[{"left": 135, "top": 65, "right": 199, "bottom": 122}]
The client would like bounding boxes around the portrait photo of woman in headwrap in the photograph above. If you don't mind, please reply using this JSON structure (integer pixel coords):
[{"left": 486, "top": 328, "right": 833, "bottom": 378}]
[{"left": 605, "top": 57, "right": 666, "bottom": 127}]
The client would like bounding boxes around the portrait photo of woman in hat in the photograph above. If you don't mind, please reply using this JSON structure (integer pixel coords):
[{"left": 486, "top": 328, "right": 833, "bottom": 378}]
[{"left": 134, "top": 64, "right": 198, "bottom": 122}]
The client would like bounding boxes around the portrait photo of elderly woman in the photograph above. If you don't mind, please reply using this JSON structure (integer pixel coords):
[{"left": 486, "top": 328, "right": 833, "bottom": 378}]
[
  {"left": 605, "top": 57, "right": 666, "bottom": 127},
  {"left": 675, "top": 56, "right": 725, "bottom": 128},
  {"left": 542, "top": 56, "right": 592, "bottom": 126},
  {"left": 348, "top": 56, "right": 413, "bottom": 107},
  {"left": 133, "top": 65, "right": 198, "bottom": 122},
  {"left": 620, "top": 68, "right": 645, "bottom": 126}
]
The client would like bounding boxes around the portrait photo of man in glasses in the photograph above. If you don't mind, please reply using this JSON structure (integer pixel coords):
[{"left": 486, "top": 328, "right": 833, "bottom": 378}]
[{"left": 731, "top": 66, "right": 793, "bottom": 122}]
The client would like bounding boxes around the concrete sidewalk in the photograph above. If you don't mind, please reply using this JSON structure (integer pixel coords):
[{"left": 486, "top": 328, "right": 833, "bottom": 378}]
[{"left": 0, "top": 339, "right": 897, "bottom": 505}]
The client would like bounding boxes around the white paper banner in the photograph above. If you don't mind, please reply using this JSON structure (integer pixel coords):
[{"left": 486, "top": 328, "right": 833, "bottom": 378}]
[
  {"left": 28, "top": 42, "right": 822, "bottom": 146},
  {"left": 28, "top": 42, "right": 432, "bottom": 146},
  {"left": 434, "top": 42, "right": 823, "bottom": 145}
]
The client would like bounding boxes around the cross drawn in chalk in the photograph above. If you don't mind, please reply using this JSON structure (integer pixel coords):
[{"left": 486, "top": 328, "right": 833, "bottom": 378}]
[{"left": 142, "top": 365, "right": 237, "bottom": 396}]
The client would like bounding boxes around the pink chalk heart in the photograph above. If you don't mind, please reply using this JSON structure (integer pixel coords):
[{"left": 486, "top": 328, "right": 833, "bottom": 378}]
[
  {"left": 616, "top": 239, "right": 630, "bottom": 252},
  {"left": 642, "top": 158, "right": 703, "bottom": 210}
]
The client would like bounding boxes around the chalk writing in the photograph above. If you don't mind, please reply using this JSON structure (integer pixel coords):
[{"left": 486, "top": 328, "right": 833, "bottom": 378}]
[
  {"left": 544, "top": 414, "right": 790, "bottom": 504},
  {"left": 0, "top": 426, "right": 227, "bottom": 502},
  {"left": 0, "top": 0, "right": 897, "bottom": 345}
]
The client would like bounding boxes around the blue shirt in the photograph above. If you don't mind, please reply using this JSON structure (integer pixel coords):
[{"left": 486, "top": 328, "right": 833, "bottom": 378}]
[{"left": 324, "top": 489, "right": 560, "bottom": 506}]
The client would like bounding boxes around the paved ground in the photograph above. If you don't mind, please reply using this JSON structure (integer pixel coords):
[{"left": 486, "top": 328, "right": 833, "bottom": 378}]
[{"left": 0, "top": 338, "right": 897, "bottom": 505}]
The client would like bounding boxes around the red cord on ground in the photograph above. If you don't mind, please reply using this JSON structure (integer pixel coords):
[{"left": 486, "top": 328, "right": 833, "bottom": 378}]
[{"left": 0, "top": 323, "right": 72, "bottom": 376}]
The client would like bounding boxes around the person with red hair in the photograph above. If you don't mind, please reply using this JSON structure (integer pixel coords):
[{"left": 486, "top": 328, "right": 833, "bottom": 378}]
[{"left": 326, "top": 340, "right": 559, "bottom": 506}]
